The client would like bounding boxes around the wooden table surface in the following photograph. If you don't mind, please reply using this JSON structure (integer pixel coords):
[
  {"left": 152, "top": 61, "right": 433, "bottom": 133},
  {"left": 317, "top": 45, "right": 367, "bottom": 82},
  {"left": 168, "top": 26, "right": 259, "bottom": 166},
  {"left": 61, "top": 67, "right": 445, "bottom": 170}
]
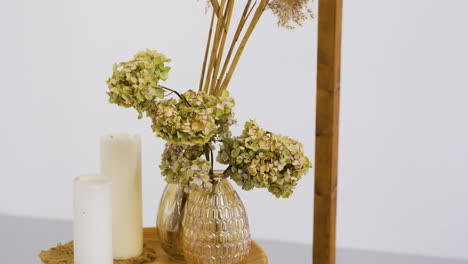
[
  {"left": 144, "top": 227, "right": 268, "bottom": 264},
  {"left": 1, "top": 215, "right": 465, "bottom": 264}
]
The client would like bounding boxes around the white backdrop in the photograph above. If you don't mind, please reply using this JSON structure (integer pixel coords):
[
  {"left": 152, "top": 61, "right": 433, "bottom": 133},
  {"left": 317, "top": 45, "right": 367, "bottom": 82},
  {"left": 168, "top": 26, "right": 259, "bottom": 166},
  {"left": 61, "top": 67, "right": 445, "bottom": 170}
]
[{"left": 1, "top": 0, "right": 467, "bottom": 261}]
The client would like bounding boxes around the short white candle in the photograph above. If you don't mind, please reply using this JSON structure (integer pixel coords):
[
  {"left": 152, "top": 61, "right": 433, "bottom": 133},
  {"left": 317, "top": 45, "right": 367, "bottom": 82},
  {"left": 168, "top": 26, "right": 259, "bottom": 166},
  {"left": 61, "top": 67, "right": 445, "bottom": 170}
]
[
  {"left": 73, "top": 175, "right": 113, "bottom": 264},
  {"left": 100, "top": 133, "right": 143, "bottom": 259}
]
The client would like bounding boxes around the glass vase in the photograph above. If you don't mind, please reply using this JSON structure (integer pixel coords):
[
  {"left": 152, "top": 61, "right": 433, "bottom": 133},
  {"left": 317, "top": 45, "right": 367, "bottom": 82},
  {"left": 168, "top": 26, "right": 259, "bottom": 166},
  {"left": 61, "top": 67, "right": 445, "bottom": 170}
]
[
  {"left": 156, "top": 182, "right": 188, "bottom": 261},
  {"left": 182, "top": 172, "right": 251, "bottom": 264}
]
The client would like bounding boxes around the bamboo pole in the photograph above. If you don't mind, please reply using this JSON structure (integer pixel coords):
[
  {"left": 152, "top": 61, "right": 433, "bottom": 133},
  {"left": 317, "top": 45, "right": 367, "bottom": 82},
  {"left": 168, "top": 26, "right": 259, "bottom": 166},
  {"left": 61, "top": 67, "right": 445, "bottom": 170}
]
[
  {"left": 214, "top": 0, "right": 255, "bottom": 95},
  {"left": 313, "top": 0, "right": 343, "bottom": 264},
  {"left": 217, "top": 0, "right": 269, "bottom": 94},
  {"left": 209, "top": 0, "right": 235, "bottom": 95},
  {"left": 203, "top": 0, "right": 227, "bottom": 93},
  {"left": 209, "top": 0, "right": 222, "bottom": 19},
  {"left": 199, "top": 11, "right": 216, "bottom": 92}
]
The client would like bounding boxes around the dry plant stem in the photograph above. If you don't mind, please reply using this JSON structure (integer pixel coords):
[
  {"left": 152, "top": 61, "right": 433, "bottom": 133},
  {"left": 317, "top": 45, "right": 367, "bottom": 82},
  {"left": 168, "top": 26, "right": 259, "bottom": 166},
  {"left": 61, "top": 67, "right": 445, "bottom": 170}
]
[
  {"left": 208, "top": 0, "right": 228, "bottom": 94},
  {"left": 203, "top": 143, "right": 214, "bottom": 174},
  {"left": 210, "top": 0, "right": 230, "bottom": 30},
  {"left": 159, "top": 85, "right": 191, "bottom": 107},
  {"left": 223, "top": 165, "right": 232, "bottom": 175},
  {"left": 204, "top": 0, "right": 227, "bottom": 93},
  {"left": 199, "top": 10, "right": 216, "bottom": 92},
  {"left": 209, "top": 0, "right": 235, "bottom": 95},
  {"left": 209, "top": 0, "right": 221, "bottom": 18},
  {"left": 207, "top": 0, "right": 229, "bottom": 94},
  {"left": 204, "top": 144, "right": 210, "bottom": 162},
  {"left": 214, "top": 0, "right": 256, "bottom": 94},
  {"left": 210, "top": 148, "right": 214, "bottom": 174},
  {"left": 217, "top": 0, "right": 270, "bottom": 95}
]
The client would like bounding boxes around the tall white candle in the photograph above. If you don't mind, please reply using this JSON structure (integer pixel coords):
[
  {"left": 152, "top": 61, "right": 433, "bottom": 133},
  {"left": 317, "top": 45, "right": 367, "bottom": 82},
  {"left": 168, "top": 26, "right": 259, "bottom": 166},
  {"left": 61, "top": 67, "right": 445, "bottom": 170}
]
[
  {"left": 100, "top": 133, "right": 143, "bottom": 259},
  {"left": 74, "top": 175, "right": 113, "bottom": 264}
]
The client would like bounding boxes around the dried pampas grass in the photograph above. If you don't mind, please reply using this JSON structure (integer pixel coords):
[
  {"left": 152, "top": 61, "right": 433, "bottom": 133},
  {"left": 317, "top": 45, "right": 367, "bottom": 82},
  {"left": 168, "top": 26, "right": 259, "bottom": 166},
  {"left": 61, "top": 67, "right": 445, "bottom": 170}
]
[{"left": 267, "top": 0, "right": 314, "bottom": 29}]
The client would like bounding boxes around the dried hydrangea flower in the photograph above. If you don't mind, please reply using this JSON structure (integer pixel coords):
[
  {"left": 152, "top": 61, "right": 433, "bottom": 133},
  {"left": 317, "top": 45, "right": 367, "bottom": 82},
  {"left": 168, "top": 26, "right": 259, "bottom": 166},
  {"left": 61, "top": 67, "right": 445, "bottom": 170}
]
[
  {"left": 106, "top": 49, "right": 171, "bottom": 118},
  {"left": 267, "top": 0, "right": 314, "bottom": 29},
  {"left": 218, "top": 120, "right": 312, "bottom": 198},
  {"left": 160, "top": 143, "right": 213, "bottom": 192},
  {"left": 151, "top": 90, "right": 236, "bottom": 145},
  {"left": 183, "top": 89, "right": 237, "bottom": 140}
]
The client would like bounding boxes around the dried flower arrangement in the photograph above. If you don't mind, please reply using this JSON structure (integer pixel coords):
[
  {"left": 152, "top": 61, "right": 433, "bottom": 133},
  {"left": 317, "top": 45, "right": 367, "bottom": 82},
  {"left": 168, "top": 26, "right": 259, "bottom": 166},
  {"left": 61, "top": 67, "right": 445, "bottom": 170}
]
[{"left": 106, "top": 0, "right": 313, "bottom": 198}]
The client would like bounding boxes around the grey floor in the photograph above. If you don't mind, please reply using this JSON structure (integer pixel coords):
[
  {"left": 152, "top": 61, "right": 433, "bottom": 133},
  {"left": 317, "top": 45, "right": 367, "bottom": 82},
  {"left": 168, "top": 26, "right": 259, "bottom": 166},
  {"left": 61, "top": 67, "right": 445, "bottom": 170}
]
[{"left": 0, "top": 214, "right": 466, "bottom": 264}]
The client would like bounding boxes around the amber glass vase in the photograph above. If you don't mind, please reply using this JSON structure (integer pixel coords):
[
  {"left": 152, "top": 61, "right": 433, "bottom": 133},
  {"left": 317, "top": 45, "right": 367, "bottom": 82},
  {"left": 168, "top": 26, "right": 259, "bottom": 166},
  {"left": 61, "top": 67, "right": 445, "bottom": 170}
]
[
  {"left": 156, "top": 182, "right": 188, "bottom": 261},
  {"left": 182, "top": 172, "right": 251, "bottom": 264}
]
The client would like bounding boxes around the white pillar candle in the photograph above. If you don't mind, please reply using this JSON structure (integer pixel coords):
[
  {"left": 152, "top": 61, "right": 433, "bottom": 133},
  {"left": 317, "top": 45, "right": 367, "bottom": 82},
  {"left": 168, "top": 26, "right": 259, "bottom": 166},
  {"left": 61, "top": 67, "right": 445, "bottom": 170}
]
[
  {"left": 100, "top": 133, "right": 143, "bottom": 259},
  {"left": 73, "top": 175, "right": 113, "bottom": 264}
]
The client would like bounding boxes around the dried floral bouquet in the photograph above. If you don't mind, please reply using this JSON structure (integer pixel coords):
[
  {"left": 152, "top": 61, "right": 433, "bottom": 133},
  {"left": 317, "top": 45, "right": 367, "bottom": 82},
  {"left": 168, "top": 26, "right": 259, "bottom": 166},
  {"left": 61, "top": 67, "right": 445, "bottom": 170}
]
[{"left": 106, "top": 0, "right": 313, "bottom": 198}]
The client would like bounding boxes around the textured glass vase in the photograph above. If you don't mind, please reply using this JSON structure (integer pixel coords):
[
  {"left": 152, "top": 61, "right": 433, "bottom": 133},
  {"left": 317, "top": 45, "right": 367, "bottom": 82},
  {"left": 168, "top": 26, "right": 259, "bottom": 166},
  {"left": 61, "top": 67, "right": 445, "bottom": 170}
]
[
  {"left": 183, "top": 173, "right": 251, "bottom": 264},
  {"left": 156, "top": 182, "right": 188, "bottom": 261}
]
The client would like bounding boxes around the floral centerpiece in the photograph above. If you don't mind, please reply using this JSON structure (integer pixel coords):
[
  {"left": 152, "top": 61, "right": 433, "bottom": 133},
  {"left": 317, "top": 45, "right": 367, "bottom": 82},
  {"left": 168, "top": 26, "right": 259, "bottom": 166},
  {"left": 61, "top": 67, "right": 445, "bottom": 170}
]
[{"left": 106, "top": 1, "right": 313, "bottom": 263}]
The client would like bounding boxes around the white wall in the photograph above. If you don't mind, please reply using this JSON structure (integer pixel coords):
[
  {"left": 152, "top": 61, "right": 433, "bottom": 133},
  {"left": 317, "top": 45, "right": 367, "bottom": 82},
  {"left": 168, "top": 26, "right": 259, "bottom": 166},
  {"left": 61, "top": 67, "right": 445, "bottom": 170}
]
[
  {"left": 339, "top": 0, "right": 468, "bottom": 260},
  {"left": 1, "top": 0, "right": 467, "bottom": 260}
]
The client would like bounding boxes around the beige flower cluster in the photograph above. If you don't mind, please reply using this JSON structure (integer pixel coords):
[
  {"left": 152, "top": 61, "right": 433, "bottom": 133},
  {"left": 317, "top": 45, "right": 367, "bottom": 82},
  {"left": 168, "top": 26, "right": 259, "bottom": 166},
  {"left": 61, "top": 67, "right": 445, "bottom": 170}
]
[
  {"left": 218, "top": 120, "right": 312, "bottom": 198},
  {"left": 159, "top": 143, "right": 213, "bottom": 192},
  {"left": 151, "top": 90, "right": 235, "bottom": 146},
  {"left": 106, "top": 49, "right": 171, "bottom": 118}
]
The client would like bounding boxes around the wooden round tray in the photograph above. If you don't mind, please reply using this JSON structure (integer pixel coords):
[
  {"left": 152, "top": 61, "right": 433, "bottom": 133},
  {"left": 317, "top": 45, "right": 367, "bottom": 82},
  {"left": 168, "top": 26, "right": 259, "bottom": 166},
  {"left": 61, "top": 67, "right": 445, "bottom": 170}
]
[{"left": 144, "top": 228, "right": 268, "bottom": 264}]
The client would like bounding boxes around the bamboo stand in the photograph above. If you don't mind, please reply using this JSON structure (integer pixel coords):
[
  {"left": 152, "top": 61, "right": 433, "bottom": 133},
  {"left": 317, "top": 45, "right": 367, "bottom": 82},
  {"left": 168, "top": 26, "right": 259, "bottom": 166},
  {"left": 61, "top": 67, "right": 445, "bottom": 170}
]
[{"left": 313, "top": 0, "right": 343, "bottom": 264}]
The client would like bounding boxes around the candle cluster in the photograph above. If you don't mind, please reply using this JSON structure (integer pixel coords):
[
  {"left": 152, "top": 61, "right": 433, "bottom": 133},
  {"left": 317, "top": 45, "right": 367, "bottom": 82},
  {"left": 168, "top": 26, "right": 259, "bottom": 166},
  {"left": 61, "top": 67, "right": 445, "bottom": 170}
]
[{"left": 73, "top": 133, "right": 143, "bottom": 264}]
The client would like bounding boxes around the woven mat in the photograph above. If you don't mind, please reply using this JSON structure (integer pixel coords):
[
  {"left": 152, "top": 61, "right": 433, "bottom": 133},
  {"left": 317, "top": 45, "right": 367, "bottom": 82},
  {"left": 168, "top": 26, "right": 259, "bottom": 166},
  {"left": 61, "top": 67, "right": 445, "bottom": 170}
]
[{"left": 39, "top": 241, "right": 157, "bottom": 264}]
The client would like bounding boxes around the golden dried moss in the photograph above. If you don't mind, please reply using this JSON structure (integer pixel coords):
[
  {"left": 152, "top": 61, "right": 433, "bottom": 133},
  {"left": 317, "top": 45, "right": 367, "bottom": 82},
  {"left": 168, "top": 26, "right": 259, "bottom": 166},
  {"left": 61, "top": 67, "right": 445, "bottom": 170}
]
[{"left": 38, "top": 241, "right": 157, "bottom": 264}]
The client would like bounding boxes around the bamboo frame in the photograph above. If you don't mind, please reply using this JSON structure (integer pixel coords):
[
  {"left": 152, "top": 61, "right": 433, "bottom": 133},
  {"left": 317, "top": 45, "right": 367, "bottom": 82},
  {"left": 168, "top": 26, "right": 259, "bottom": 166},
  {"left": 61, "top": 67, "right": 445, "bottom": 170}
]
[{"left": 313, "top": 0, "right": 343, "bottom": 264}]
